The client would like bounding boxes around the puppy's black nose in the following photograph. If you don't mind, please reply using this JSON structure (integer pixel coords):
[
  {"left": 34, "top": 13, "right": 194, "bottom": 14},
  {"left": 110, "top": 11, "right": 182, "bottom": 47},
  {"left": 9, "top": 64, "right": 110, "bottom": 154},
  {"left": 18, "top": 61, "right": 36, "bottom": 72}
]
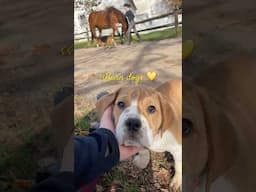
[{"left": 125, "top": 118, "right": 142, "bottom": 132}]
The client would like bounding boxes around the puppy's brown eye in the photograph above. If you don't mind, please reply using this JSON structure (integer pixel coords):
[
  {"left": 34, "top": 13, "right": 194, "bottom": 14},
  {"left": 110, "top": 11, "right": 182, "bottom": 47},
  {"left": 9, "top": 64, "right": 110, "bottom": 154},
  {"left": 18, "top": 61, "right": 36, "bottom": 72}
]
[
  {"left": 117, "top": 101, "right": 125, "bottom": 109},
  {"left": 182, "top": 118, "right": 193, "bottom": 136},
  {"left": 147, "top": 105, "right": 156, "bottom": 114}
]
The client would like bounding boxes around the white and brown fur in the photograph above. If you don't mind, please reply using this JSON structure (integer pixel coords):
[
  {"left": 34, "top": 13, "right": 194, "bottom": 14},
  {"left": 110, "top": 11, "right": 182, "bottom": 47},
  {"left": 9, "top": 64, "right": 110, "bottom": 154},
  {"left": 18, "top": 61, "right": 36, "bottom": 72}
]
[{"left": 96, "top": 79, "right": 182, "bottom": 190}]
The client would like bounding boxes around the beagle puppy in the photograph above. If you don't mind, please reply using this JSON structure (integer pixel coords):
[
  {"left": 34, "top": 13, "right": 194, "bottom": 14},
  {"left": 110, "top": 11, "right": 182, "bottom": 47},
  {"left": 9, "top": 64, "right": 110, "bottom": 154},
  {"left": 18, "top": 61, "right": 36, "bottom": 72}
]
[
  {"left": 95, "top": 34, "right": 117, "bottom": 48},
  {"left": 183, "top": 55, "right": 256, "bottom": 192},
  {"left": 96, "top": 79, "right": 182, "bottom": 190}
]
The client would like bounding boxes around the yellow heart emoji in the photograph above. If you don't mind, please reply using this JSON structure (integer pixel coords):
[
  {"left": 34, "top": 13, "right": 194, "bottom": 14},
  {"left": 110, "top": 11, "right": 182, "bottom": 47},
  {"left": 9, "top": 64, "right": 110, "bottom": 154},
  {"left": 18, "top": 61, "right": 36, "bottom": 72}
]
[
  {"left": 147, "top": 72, "right": 157, "bottom": 81},
  {"left": 182, "top": 40, "right": 194, "bottom": 60}
]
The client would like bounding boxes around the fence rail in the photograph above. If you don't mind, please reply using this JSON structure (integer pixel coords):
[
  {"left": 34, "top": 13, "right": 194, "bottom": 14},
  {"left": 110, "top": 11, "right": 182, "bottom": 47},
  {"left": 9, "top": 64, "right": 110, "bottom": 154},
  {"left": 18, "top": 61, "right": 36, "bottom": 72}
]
[
  {"left": 74, "top": 9, "right": 182, "bottom": 41},
  {"left": 135, "top": 21, "right": 182, "bottom": 33},
  {"left": 135, "top": 9, "right": 182, "bottom": 25}
]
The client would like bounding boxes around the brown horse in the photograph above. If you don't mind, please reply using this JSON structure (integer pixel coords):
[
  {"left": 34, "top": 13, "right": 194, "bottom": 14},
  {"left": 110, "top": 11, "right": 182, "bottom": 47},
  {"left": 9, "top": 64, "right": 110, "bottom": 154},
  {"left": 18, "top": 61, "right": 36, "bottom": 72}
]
[{"left": 88, "top": 7, "right": 128, "bottom": 44}]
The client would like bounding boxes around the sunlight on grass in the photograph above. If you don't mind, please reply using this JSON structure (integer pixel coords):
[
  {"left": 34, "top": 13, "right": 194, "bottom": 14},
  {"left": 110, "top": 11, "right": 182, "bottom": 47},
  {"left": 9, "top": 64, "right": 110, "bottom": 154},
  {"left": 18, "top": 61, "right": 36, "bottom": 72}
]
[
  {"left": 74, "top": 41, "right": 94, "bottom": 49},
  {"left": 0, "top": 128, "right": 54, "bottom": 180},
  {"left": 74, "top": 96, "right": 97, "bottom": 132},
  {"left": 74, "top": 114, "right": 91, "bottom": 131},
  {"left": 141, "top": 27, "right": 182, "bottom": 41}
]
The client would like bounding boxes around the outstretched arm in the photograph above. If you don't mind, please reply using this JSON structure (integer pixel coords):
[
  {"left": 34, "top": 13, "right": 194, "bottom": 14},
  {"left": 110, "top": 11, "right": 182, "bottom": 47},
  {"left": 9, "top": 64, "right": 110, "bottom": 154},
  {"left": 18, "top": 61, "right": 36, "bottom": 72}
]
[
  {"left": 30, "top": 106, "right": 142, "bottom": 191},
  {"left": 74, "top": 128, "right": 119, "bottom": 188}
]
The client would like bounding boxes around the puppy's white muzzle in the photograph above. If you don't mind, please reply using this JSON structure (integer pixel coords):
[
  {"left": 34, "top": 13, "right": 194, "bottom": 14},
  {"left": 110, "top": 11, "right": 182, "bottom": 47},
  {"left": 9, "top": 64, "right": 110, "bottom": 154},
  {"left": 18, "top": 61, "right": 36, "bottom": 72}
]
[{"left": 115, "top": 100, "right": 153, "bottom": 148}]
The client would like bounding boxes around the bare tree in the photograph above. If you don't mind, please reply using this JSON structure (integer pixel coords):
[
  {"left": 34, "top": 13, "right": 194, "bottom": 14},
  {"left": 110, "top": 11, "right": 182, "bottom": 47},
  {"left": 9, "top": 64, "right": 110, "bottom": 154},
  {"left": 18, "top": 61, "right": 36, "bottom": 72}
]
[
  {"left": 83, "top": 0, "right": 101, "bottom": 12},
  {"left": 166, "top": 0, "right": 182, "bottom": 9},
  {"left": 74, "top": 0, "right": 101, "bottom": 10}
]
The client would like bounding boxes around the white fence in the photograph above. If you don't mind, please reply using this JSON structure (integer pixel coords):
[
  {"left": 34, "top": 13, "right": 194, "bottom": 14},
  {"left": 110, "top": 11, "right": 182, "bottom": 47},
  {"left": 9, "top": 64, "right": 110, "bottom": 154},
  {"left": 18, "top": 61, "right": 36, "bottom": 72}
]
[{"left": 74, "top": 9, "right": 182, "bottom": 41}]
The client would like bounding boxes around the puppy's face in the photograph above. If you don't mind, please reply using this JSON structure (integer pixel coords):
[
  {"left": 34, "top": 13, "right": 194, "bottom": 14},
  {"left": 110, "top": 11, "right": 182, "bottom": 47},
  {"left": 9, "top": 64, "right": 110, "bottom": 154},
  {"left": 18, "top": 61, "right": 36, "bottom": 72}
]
[
  {"left": 96, "top": 84, "right": 176, "bottom": 148},
  {"left": 113, "top": 86, "right": 164, "bottom": 147}
]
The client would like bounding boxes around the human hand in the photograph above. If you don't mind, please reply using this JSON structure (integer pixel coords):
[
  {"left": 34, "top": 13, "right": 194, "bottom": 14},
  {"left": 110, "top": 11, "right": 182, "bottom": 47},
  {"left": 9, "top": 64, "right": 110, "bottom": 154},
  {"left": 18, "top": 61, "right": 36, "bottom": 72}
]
[
  {"left": 100, "top": 106, "right": 144, "bottom": 161},
  {"left": 119, "top": 145, "right": 143, "bottom": 161},
  {"left": 99, "top": 106, "right": 115, "bottom": 133}
]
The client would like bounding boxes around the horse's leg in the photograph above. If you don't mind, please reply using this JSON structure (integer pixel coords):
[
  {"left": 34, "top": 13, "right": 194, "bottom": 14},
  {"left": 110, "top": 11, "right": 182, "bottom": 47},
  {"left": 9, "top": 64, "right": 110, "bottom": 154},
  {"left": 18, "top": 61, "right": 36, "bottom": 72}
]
[
  {"left": 113, "top": 25, "right": 123, "bottom": 44},
  {"left": 90, "top": 26, "right": 96, "bottom": 44},
  {"left": 88, "top": 13, "right": 94, "bottom": 44},
  {"left": 99, "top": 29, "right": 102, "bottom": 39},
  {"left": 112, "top": 33, "right": 117, "bottom": 47},
  {"left": 120, "top": 27, "right": 124, "bottom": 44}
]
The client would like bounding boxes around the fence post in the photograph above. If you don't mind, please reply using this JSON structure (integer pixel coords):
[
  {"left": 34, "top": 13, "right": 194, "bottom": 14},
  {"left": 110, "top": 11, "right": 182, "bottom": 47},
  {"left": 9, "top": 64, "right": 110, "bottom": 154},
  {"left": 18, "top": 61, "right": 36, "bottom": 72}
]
[
  {"left": 86, "top": 27, "right": 90, "bottom": 42},
  {"left": 174, "top": 8, "right": 179, "bottom": 35}
]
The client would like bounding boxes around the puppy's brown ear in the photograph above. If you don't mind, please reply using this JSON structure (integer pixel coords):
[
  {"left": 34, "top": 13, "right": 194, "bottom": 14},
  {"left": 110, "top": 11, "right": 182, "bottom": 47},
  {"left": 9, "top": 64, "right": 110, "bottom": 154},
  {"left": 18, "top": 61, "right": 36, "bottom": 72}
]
[
  {"left": 156, "top": 79, "right": 182, "bottom": 143},
  {"left": 95, "top": 89, "right": 120, "bottom": 118},
  {"left": 156, "top": 79, "right": 182, "bottom": 99},
  {"left": 196, "top": 87, "right": 238, "bottom": 191},
  {"left": 157, "top": 93, "right": 173, "bottom": 133}
]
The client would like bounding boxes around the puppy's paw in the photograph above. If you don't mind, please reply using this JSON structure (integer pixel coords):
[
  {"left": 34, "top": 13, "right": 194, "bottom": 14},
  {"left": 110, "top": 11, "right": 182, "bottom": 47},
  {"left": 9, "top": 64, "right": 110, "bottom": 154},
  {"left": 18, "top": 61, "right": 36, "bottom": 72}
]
[
  {"left": 170, "top": 173, "right": 182, "bottom": 191},
  {"left": 133, "top": 150, "right": 150, "bottom": 169},
  {"left": 170, "top": 163, "right": 182, "bottom": 191}
]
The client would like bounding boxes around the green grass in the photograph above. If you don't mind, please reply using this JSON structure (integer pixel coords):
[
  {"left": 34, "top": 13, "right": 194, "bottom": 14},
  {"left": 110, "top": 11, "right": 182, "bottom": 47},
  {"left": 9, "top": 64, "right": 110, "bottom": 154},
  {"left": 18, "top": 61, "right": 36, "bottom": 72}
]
[
  {"left": 0, "top": 126, "right": 56, "bottom": 183},
  {"left": 74, "top": 27, "right": 182, "bottom": 49},
  {"left": 74, "top": 41, "right": 92, "bottom": 49},
  {"left": 141, "top": 26, "right": 182, "bottom": 41},
  {"left": 74, "top": 107, "right": 98, "bottom": 132},
  {"left": 3, "top": 143, "right": 38, "bottom": 178},
  {"left": 74, "top": 115, "right": 91, "bottom": 131}
]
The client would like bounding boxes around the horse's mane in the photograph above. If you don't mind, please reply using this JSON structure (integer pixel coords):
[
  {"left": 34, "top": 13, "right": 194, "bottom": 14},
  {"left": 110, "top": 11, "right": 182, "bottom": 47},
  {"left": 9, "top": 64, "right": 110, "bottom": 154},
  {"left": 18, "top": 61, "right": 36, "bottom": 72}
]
[
  {"left": 105, "top": 6, "right": 127, "bottom": 26},
  {"left": 105, "top": 6, "right": 118, "bottom": 12},
  {"left": 105, "top": 6, "right": 124, "bottom": 15}
]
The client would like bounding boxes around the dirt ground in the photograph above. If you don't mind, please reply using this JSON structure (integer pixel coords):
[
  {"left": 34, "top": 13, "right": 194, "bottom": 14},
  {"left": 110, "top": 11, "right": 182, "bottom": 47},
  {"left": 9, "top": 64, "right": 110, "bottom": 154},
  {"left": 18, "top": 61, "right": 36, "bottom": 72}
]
[
  {"left": 74, "top": 38, "right": 182, "bottom": 191},
  {"left": 75, "top": 38, "right": 182, "bottom": 102}
]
